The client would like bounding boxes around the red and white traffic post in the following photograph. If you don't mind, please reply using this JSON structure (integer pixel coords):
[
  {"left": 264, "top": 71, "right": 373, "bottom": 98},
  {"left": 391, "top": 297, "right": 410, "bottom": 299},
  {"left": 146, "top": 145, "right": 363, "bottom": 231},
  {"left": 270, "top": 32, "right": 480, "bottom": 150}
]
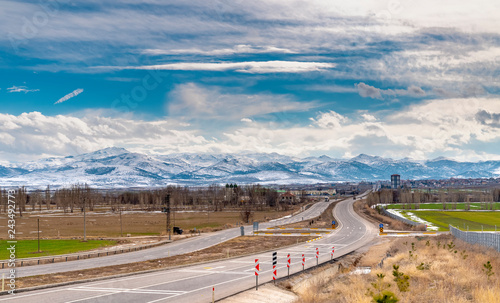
[
  {"left": 331, "top": 246, "right": 335, "bottom": 260},
  {"left": 255, "top": 258, "right": 259, "bottom": 290},
  {"left": 272, "top": 251, "right": 277, "bottom": 284},
  {"left": 212, "top": 287, "right": 215, "bottom": 303},
  {"left": 302, "top": 253, "right": 305, "bottom": 271},
  {"left": 287, "top": 253, "right": 291, "bottom": 278},
  {"left": 316, "top": 247, "right": 319, "bottom": 265}
]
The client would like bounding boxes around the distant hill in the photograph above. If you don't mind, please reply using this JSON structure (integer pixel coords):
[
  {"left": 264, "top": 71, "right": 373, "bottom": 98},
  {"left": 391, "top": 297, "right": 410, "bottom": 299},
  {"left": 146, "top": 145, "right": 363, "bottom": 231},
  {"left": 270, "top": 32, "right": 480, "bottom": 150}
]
[{"left": 1, "top": 147, "right": 499, "bottom": 188}]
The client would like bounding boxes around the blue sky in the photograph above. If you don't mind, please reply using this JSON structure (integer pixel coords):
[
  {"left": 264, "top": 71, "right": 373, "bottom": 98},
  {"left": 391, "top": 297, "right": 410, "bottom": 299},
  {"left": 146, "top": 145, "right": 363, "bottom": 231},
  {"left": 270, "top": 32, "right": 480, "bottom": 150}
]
[{"left": 1, "top": 0, "right": 500, "bottom": 162}]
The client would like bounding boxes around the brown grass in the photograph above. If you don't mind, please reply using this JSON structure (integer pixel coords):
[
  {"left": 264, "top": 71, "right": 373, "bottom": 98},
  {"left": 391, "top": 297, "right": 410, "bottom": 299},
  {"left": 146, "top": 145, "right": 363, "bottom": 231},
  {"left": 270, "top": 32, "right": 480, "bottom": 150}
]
[
  {"left": 0, "top": 207, "right": 301, "bottom": 240},
  {"left": 275, "top": 199, "right": 341, "bottom": 229},
  {"left": 354, "top": 200, "right": 419, "bottom": 231},
  {"left": 293, "top": 235, "right": 500, "bottom": 303},
  {"left": 16, "top": 235, "right": 314, "bottom": 289}
]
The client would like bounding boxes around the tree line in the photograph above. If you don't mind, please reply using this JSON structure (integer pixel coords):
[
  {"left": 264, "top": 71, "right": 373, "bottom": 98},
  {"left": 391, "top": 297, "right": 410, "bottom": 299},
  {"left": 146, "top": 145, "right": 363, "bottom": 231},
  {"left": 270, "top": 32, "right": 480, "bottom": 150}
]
[
  {"left": 367, "top": 188, "right": 500, "bottom": 208},
  {"left": 0, "top": 183, "right": 296, "bottom": 217}
]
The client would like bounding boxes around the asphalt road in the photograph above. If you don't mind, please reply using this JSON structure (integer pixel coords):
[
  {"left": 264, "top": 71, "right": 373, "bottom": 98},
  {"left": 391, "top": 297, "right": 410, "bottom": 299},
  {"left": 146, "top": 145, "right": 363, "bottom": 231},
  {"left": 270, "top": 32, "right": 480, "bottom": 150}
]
[
  {"left": 0, "top": 195, "right": 377, "bottom": 302},
  {"left": 0, "top": 199, "right": 336, "bottom": 279}
]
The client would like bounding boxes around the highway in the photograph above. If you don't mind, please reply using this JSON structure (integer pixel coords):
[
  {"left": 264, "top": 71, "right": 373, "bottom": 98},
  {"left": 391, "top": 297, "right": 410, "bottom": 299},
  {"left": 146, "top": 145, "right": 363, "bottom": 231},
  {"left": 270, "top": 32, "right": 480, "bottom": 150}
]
[
  {"left": 0, "top": 199, "right": 336, "bottom": 279},
  {"left": 0, "top": 195, "right": 377, "bottom": 302}
]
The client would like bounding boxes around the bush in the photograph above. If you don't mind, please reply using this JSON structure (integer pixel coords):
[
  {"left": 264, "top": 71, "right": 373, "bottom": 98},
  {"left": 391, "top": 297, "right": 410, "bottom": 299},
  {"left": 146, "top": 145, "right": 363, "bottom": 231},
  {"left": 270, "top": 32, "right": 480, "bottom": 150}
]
[{"left": 392, "top": 265, "right": 410, "bottom": 292}]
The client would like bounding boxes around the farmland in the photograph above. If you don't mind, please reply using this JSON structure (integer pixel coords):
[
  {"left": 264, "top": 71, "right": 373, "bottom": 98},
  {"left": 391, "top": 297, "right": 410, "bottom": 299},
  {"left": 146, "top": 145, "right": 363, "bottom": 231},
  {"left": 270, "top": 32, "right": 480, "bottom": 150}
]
[
  {"left": 0, "top": 239, "right": 116, "bottom": 259},
  {"left": 0, "top": 207, "right": 301, "bottom": 240},
  {"left": 399, "top": 210, "right": 500, "bottom": 231},
  {"left": 385, "top": 202, "right": 500, "bottom": 210}
]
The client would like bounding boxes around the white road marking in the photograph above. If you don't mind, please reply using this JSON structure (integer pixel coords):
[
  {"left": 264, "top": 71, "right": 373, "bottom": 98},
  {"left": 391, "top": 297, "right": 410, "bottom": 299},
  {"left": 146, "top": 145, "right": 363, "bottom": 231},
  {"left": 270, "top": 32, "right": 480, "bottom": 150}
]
[
  {"left": 179, "top": 269, "right": 251, "bottom": 275},
  {"left": 65, "top": 292, "right": 122, "bottom": 303},
  {"left": 69, "top": 287, "right": 186, "bottom": 295}
]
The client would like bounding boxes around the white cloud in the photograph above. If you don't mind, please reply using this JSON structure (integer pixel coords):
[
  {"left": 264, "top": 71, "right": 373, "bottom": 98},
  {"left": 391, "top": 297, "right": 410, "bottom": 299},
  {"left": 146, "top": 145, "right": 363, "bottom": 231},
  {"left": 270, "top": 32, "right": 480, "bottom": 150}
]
[
  {"left": 7, "top": 86, "right": 39, "bottom": 93},
  {"left": 54, "top": 89, "right": 84, "bottom": 104},
  {"left": 1, "top": 98, "right": 500, "bottom": 162},
  {"left": 362, "top": 114, "right": 377, "bottom": 121},
  {"left": 310, "top": 111, "right": 348, "bottom": 128},
  {"left": 167, "top": 83, "right": 318, "bottom": 120},
  {"left": 101, "top": 61, "right": 335, "bottom": 74},
  {"left": 143, "top": 44, "right": 296, "bottom": 56},
  {"left": 0, "top": 111, "right": 208, "bottom": 161}
]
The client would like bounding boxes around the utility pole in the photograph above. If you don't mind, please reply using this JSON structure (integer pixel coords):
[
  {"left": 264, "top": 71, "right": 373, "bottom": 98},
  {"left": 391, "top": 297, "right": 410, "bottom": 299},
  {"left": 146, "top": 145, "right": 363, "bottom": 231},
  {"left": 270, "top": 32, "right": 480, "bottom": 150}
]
[
  {"left": 83, "top": 197, "right": 87, "bottom": 241},
  {"left": 163, "top": 194, "right": 171, "bottom": 240},
  {"left": 120, "top": 208, "right": 123, "bottom": 238},
  {"left": 37, "top": 218, "right": 40, "bottom": 253}
]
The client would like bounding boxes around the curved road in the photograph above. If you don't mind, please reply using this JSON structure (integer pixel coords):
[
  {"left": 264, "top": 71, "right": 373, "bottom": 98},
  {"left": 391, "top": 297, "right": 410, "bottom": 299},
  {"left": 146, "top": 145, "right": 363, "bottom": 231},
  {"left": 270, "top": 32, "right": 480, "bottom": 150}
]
[
  {"left": 1, "top": 199, "right": 337, "bottom": 279},
  {"left": 0, "top": 194, "right": 377, "bottom": 302}
]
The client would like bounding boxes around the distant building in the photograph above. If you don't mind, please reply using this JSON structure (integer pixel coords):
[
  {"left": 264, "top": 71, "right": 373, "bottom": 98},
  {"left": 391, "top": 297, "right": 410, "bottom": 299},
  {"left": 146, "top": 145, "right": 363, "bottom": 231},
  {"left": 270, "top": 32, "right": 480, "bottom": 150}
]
[
  {"left": 280, "top": 192, "right": 297, "bottom": 204},
  {"left": 391, "top": 174, "right": 401, "bottom": 189}
]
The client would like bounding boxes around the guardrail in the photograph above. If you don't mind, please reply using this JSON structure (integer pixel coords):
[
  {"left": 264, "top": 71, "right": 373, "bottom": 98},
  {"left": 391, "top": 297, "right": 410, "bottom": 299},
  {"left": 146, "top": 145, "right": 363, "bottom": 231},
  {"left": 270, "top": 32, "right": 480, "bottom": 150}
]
[
  {"left": 379, "top": 207, "right": 421, "bottom": 227},
  {"left": 449, "top": 225, "right": 500, "bottom": 252},
  {"left": 0, "top": 239, "right": 173, "bottom": 269}
]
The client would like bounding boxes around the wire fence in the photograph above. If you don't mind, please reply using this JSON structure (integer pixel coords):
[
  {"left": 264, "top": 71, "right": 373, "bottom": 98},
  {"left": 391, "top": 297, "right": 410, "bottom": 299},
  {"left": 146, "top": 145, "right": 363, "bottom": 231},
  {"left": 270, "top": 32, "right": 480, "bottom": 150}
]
[
  {"left": 379, "top": 207, "right": 421, "bottom": 227},
  {"left": 450, "top": 225, "right": 500, "bottom": 252}
]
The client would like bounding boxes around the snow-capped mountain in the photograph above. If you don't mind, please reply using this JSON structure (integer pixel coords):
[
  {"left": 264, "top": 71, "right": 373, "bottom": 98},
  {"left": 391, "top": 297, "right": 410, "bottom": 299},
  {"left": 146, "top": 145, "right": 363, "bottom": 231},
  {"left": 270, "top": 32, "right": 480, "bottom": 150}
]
[{"left": 1, "top": 147, "right": 500, "bottom": 188}]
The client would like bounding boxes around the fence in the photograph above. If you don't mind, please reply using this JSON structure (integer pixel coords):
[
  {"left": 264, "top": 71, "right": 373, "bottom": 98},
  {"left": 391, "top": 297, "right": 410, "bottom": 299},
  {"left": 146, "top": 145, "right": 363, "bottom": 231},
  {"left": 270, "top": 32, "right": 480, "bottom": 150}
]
[
  {"left": 379, "top": 207, "right": 421, "bottom": 227},
  {"left": 0, "top": 239, "right": 173, "bottom": 269},
  {"left": 450, "top": 225, "right": 500, "bottom": 252}
]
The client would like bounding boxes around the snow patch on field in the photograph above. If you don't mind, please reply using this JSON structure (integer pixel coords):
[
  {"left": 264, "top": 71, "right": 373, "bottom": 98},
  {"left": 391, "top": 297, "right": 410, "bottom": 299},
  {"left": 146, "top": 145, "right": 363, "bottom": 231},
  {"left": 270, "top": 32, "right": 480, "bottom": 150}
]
[{"left": 388, "top": 209, "right": 439, "bottom": 231}]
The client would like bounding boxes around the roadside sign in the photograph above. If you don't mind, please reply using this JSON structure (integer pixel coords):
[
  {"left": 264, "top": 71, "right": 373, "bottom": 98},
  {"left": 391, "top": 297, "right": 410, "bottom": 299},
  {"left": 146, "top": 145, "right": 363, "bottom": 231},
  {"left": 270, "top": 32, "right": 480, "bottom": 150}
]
[
  {"left": 253, "top": 222, "right": 259, "bottom": 231},
  {"left": 316, "top": 247, "right": 319, "bottom": 265},
  {"left": 302, "top": 253, "right": 305, "bottom": 270},
  {"left": 379, "top": 223, "right": 383, "bottom": 228},
  {"left": 331, "top": 246, "right": 334, "bottom": 260},
  {"left": 273, "top": 266, "right": 277, "bottom": 281},
  {"left": 272, "top": 252, "right": 277, "bottom": 265},
  {"left": 287, "top": 254, "right": 291, "bottom": 268}
]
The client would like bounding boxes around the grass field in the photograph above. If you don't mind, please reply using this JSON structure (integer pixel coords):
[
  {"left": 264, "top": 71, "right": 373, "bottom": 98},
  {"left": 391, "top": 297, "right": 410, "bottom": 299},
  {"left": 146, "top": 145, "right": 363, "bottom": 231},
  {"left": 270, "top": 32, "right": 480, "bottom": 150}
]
[
  {"left": 385, "top": 202, "right": 500, "bottom": 210},
  {"left": 400, "top": 210, "right": 500, "bottom": 231},
  {"left": 0, "top": 239, "right": 117, "bottom": 259},
  {"left": 0, "top": 206, "right": 301, "bottom": 239}
]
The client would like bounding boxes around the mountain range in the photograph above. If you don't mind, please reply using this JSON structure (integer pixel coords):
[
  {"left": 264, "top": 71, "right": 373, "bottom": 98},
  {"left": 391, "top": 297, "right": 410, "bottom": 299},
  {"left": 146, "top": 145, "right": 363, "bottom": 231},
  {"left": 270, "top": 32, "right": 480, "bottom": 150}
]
[{"left": 0, "top": 147, "right": 499, "bottom": 188}]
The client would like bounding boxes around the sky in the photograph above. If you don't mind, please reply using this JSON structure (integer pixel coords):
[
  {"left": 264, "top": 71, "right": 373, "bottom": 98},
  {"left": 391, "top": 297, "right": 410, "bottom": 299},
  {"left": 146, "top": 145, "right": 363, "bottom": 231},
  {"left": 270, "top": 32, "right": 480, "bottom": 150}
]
[{"left": 1, "top": 0, "right": 500, "bottom": 163}]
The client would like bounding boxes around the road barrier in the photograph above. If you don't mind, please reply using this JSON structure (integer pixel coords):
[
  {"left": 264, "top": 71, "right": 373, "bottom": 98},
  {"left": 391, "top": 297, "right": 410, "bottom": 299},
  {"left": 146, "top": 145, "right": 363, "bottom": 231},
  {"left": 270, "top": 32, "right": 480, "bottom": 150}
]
[
  {"left": 0, "top": 239, "right": 176, "bottom": 268},
  {"left": 379, "top": 207, "right": 422, "bottom": 227},
  {"left": 450, "top": 225, "right": 500, "bottom": 252}
]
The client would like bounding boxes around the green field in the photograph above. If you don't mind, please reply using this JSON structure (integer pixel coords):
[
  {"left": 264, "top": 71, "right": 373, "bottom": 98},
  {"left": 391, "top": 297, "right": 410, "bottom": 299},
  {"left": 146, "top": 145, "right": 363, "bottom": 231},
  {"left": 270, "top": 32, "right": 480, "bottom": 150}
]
[
  {"left": 385, "top": 202, "right": 500, "bottom": 210},
  {"left": 0, "top": 239, "right": 117, "bottom": 259},
  {"left": 400, "top": 211, "right": 500, "bottom": 231}
]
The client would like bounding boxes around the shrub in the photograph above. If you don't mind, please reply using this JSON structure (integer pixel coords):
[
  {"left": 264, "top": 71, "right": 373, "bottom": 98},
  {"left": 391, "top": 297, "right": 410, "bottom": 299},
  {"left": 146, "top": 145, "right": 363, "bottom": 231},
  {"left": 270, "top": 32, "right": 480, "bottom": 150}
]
[
  {"left": 392, "top": 265, "right": 410, "bottom": 292},
  {"left": 483, "top": 261, "right": 494, "bottom": 281}
]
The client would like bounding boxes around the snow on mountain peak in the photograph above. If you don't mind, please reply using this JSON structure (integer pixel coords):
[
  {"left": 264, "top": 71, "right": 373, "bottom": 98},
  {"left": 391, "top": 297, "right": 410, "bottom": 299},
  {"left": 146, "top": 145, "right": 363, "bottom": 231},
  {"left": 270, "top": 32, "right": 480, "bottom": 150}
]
[{"left": 1, "top": 148, "right": 499, "bottom": 188}]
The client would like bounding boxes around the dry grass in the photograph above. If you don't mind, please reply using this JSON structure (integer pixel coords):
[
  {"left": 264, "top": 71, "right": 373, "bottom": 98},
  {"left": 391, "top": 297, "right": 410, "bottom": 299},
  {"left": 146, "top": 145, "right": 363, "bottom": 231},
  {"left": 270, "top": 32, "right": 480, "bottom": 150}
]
[
  {"left": 293, "top": 235, "right": 500, "bottom": 303},
  {"left": 276, "top": 200, "right": 341, "bottom": 229},
  {"left": 354, "top": 200, "right": 421, "bottom": 231},
  {"left": 0, "top": 207, "right": 301, "bottom": 239},
  {"left": 17, "top": 235, "right": 314, "bottom": 289}
]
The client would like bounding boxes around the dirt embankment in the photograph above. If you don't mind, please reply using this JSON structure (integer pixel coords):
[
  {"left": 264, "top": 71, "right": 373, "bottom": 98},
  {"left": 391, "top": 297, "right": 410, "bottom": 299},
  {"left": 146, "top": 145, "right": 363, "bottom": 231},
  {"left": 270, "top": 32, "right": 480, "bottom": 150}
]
[
  {"left": 353, "top": 200, "right": 424, "bottom": 231},
  {"left": 276, "top": 199, "right": 341, "bottom": 229},
  {"left": 286, "top": 235, "right": 500, "bottom": 303}
]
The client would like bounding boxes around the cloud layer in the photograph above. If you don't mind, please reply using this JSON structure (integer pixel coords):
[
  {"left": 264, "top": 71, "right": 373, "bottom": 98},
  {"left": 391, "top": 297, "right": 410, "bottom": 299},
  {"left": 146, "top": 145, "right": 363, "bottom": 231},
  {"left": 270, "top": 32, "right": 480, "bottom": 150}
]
[{"left": 1, "top": 97, "right": 499, "bottom": 162}]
